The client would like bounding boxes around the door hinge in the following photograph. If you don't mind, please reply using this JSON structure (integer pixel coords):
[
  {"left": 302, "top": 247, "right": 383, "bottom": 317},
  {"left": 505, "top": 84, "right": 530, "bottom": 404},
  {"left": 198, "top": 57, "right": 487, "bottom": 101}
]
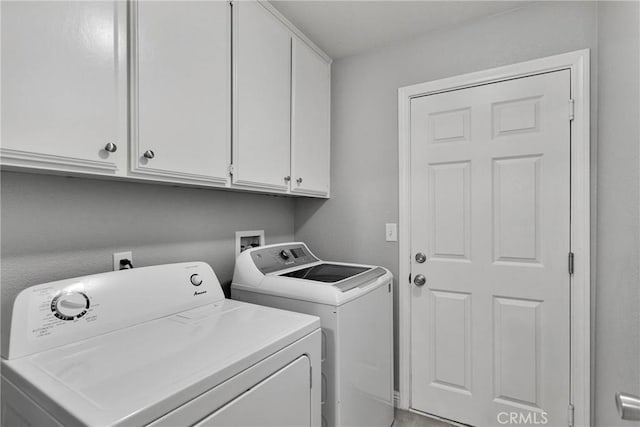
[
  {"left": 568, "top": 99, "right": 575, "bottom": 121},
  {"left": 408, "top": 273, "right": 412, "bottom": 284},
  {"left": 568, "top": 404, "right": 575, "bottom": 426},
  {"left": 568, "top": 252, "right": 575, "bottom": 275},
  {"left": 228, "top": 164, "right": 235, "bottom": 176},
  {"left": 388, "top": 282, "right": 391, "bottom": 293}
]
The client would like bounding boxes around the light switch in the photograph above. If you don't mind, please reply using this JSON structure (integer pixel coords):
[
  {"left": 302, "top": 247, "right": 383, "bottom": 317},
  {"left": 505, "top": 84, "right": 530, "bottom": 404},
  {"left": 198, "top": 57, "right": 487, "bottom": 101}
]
[{"left": 385, "top": 223, "right": 398, "bottom": 242}]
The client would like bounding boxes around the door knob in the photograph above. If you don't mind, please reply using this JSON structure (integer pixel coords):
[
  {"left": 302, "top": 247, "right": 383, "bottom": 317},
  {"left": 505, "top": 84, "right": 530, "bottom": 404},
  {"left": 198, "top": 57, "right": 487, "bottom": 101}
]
[
  {"left": 415, "top": 252, "right": 426, "bottom": 263},
  {"left": 413, "top": 274, "right": 426, "bottom": 287},
  {"left": 284, "top": 176, "right": 291, "bottom": 182},
  {"left": 296, "top": 177, "right": 303, "bottom": 184},
  {"left": 104, "top": 142, "right": 117, "bottom": 153},
  {"left": 143, "top": 150, "right": 155, "bottom": 159}
]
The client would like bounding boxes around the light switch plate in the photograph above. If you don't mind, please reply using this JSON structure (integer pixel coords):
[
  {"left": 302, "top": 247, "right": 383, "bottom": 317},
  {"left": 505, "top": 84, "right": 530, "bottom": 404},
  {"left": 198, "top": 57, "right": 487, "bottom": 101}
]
[{"left": 385, "top": 223, "right": 398, "bottom": 242}]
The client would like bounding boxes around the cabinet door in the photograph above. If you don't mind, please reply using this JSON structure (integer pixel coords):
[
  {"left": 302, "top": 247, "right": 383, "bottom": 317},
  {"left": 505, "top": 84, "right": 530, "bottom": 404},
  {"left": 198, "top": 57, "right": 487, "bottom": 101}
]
[
  {"left": 234, "top": 1, "right": 291, "bottom": 191},
  {"left": 1, "top": 1, "right": 126, "bottom": 174},
  {"left": 130, "top": 1, "right": 230, "bottom": 185},
  {"left": 291, "top": 38, "right": 331, "bottom": 197}
]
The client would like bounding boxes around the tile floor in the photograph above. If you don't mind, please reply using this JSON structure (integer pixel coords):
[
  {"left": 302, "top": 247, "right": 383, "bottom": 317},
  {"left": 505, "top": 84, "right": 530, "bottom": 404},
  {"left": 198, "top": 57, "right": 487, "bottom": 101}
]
[{"left": 393, "top": 409, "right": 456, "bottom": 427}]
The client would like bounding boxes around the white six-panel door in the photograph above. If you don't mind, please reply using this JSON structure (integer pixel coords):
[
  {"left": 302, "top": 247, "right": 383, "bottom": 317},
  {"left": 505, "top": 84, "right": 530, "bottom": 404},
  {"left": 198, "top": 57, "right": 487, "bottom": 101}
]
[{"left": 410, "top": 70, "right": 571, "bottom": 426}]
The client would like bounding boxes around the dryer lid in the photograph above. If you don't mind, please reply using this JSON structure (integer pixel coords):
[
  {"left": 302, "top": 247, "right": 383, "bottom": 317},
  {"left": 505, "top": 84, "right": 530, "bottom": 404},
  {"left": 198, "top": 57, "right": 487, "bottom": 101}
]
[{"left": 2, "top": 300, "right": 319, "bottom": 427}]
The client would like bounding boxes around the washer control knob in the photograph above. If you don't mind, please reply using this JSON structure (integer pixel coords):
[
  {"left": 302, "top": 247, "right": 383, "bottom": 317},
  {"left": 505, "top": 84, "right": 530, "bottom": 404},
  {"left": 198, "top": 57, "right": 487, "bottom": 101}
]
[
  {"left": 279, "top": 249, "right": 290, "bottom": 260},
  {"left": 51, "top": 292, "right": 90, "bottom": 320},
  {"left": 190, "top": 274, "right": 203, "bottom": 286}
]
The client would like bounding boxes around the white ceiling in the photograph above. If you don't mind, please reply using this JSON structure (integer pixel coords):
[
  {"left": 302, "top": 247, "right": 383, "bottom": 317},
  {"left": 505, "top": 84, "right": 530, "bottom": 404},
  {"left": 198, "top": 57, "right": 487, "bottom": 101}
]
[{"left": 271, "top": 1, "right": 534, "bottom": 59}]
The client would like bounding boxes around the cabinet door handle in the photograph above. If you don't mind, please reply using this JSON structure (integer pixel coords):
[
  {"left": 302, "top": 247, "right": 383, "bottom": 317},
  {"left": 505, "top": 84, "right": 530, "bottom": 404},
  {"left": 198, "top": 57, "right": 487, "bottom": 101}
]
[
  {"left": 104, "top": 142, "right": 117, "bottom": 153},
  {"left": 296, "top": 177, "right": 303, "bottom": 184},
  {"left": 143, "top": 150, "right": 155, "bottom": 159},
  {"left": 284, "top": 176, "right": 291, "bottom": 182}
]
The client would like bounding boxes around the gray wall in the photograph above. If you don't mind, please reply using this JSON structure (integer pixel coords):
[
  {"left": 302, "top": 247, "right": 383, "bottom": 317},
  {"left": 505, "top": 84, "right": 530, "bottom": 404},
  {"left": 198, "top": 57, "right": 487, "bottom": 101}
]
[
  {"left": 596, "top": 2, "right": 640, "bottom": 426},
  {"left": 1, "top": 171, "right": 295, "bottom": 352},
  {"left": 295, "top": 1, "right": 639, "bottom": 425}
]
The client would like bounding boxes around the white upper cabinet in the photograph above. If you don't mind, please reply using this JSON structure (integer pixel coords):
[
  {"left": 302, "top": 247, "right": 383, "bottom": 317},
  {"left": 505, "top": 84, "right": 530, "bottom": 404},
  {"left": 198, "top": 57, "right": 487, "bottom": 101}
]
[
  {"left": 233, "top": 0, "right": 292, "bottom": 191},
  {"left": 290, "top": 38, "right": 331, "bottom": 197},
  {"left": 1, "top": 0, "right": 331, "bottom": 197},
  {"left": 130, "top": 1, "right": 230, "bottom": 186},
  {"left": 1, "top": 1, "right": 127, "bottom": 175}
]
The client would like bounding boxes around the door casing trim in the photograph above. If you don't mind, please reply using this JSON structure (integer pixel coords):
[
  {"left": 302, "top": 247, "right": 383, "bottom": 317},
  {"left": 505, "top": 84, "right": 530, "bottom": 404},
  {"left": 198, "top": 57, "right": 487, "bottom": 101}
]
[{"left": 397, "top": 49, "right": 591, "bottom": 426}]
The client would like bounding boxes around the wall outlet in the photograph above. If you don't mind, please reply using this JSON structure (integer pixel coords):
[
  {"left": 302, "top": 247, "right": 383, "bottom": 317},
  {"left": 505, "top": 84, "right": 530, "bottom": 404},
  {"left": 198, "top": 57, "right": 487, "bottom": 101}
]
[
  {"left": 113, "top": 251, "right": 133, "bottom": 271},
  {"left": 385, "top": 223, "right": 398, "bottom": 242}
]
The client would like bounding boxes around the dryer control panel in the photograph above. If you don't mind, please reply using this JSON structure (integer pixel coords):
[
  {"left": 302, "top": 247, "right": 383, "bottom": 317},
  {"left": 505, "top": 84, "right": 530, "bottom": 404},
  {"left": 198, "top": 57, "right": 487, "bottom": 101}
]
[
  {"left": 5, "top": 262, "right": 224, "bottom": 360},
  {"left": 250, "top": 243, "right": 319, "bottom": 274}
]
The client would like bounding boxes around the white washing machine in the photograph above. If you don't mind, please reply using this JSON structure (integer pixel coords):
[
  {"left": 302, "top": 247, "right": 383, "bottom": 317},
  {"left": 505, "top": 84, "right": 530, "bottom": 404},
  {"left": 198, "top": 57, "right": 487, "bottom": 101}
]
[
  {"left": 1, "top": 262, "right": 321, "bottom": 427},
  {"left": 231, "top": 242, "right": 394, "bottom": 427}
]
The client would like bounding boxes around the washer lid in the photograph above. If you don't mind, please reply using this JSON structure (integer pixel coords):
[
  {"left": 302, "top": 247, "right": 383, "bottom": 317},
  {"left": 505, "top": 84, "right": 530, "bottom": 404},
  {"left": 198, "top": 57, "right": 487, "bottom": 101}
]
[
  {"left": 2, "top": 300, "right": 319, "bottom": 427},
  {"left": 279, "top": 263, "right": 370, "bottom": 283},
  {"left": 280, "top": 265, "right": 387, "bottom": 292}
]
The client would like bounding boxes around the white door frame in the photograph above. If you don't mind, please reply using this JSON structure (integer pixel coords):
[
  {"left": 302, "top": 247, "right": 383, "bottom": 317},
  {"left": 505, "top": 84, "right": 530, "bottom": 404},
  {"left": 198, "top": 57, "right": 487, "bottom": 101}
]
[{"left": 397, "top": 49, "right": 590, "bottom": 426}]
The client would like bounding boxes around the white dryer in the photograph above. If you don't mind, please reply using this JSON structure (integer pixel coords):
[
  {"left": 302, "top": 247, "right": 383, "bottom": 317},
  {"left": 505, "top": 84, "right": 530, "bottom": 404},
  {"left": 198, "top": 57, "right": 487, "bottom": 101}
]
[
  {"left": 232, "top": 242, "right": 394, "bottom": 427},
  {"left": 1, "top": 262, "right": 321, "bottom": 427}
]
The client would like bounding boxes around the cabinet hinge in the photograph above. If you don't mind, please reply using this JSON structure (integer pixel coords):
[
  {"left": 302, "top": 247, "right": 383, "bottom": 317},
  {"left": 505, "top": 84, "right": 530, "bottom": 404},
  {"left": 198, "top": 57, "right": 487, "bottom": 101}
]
[
  {"left": 228, "top": 164, "right": 235, "bottom": 176},
  {"left": 408, "top": 273, "right": 412, "bottom": 284},
  {"left": 568, "top": 99, "right": 575, "bottom": 121},
  {"left": 568, "top": 404, "right": 574, "bottom": 427},
  {"left": 568, "top": 252, "right": 575, "bottom": 275},
  {"left": 309, "top": 366, "right": 312, "bottom": 389}
]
